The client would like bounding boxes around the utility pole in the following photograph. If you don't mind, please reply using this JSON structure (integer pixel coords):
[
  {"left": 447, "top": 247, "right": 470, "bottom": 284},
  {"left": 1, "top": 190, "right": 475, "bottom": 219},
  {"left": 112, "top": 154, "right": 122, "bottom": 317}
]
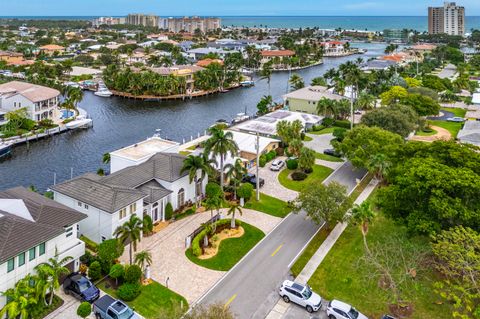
[{"left": 255, "top": 132, "right": 260, "bottom": 201}]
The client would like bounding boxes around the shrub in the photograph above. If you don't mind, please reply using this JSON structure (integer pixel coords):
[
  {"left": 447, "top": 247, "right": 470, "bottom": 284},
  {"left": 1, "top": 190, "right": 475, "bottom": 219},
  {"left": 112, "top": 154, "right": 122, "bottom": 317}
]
[
  {"left": 124, "top": 264, "right": 142, "bottom": 284},
  {"left": 165, "top": 202, "right": 173, "bottom": 220},
  {"left": 77, "top": 302, "right": 91, "bottom": 318},
  {"left": 266, "top": 150, "right": 276, "bottom": 162},
  {"left": 109, "top": 264, "right": 124, "bottom": 285},
  {"left": 286, "top": 159, "right": 298, "bottom": 170},
  {"left": 322, "top": 117, "right": 335, "bottom": 127},
  {"left": 259, "top": 154, "right": 267, "bottom": 167},
  {"left": 313, "top": 124, "right": 324, "bottom": 131},
  {"left": 191, "top": 219, "right": 243, "bottom": 256},
  {"left": 80, "top": 251, "right": 96, "bottom": 266},
  {"left": 237, "top": 183, "right": 254, "bottom": 201},
  {"left": 333, "top": 127, "right": 347, "bottom": 142},
  {"left": 98, "top": 239, "right": 124, "bottom": 273},
  {"left": 275, "top": 147, "right": 284, "bottom": 156},
  {"left": 300, "top": 132, "right": 306, "bottom": 140},
  {"left": 334, "top": 120, "right": 351, "bottom": 129},
  {"left": 117, "top": 283, "right": 141, "bottom": 301},
  {"left": 88, "top": 261, "right": 102, "bottom": 281},
  {"left": 291, "top": 171, "right": 308, "bottom": 181},
  {"left": 206, "top": 182, "right": 222, "bottom": 198},
  {"left": 80, "top": 235, "right": 98, "bottom": 252},
  {"left": 143, "top": 215, "right": 153, "bottom": 234},
  {"left": 304, "top": 167, "right": 313, "bottom": 174}
]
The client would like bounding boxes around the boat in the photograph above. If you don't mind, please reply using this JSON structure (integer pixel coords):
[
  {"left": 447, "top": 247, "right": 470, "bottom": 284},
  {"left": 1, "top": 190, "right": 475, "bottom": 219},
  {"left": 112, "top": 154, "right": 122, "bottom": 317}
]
[
  {"left": 65, "top": 115, "right": 93, "bottom": 129},
  {"left": 94, "top": 88, "right": 113, "bottom": 97},
  {"left": 0, "top": 142, "right": 12, "bottom": 159},
  {"left": 241, "top": 68, "right": 253, "bottom": 75},
  {"left": 232, "top": 113, "right": 250, "bottom": 124},
  {"left": 219, "top": 89, "right": 229, "bottom": 93},
  {"left": 240, "top": 80, "right": 255, "bottom": 87}
]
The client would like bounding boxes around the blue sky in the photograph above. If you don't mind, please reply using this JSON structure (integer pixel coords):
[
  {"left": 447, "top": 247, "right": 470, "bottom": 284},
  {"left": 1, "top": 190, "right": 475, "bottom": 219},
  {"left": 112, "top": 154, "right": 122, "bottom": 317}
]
[{"left": 2, "top": 0, "right": 480, "bottom": 16}]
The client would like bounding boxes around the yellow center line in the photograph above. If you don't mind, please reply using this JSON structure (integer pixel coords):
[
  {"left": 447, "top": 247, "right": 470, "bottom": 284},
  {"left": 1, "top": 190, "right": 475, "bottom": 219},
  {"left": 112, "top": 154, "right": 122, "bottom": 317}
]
[
  {"left": 271, "top": 244, "right": 284, "bottom": 257},
  {"left": 224, "top": 294, "right": 237, "bottom": 308}
]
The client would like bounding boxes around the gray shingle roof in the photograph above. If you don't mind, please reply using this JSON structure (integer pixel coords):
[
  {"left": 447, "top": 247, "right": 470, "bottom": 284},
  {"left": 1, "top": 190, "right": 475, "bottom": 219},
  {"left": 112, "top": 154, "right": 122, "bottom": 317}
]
[
  {"left": 0, "top": 187, "right": 87, "bottom": 264},
  {"left": 52, "top": 152, "right": 187, "bottom": 213}
]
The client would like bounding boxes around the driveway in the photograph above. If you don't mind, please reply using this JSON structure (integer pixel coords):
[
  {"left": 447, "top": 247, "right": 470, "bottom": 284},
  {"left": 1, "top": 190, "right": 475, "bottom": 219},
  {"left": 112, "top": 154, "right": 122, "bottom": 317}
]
[
  {"left": 119, "top": 208, "right": 282, "bottom": 303},
  {"left": 304, "top": 133, "right": 335, "bottom": 153}
]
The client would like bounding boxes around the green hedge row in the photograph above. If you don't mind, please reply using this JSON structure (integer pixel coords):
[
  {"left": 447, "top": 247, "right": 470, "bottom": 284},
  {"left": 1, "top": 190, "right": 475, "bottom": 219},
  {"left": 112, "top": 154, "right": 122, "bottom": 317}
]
[{"left": 191, "top": 219, "right": 243, "bottom": 256}]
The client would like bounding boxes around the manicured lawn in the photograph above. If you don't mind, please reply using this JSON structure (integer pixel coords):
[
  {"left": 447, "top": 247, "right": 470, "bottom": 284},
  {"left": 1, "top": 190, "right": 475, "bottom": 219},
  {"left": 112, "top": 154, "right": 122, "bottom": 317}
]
[
  {"left": 185, "top": 222, "right": 265, "bottom": 271},
  {"left": 428, "top": 120, "right": 462, "bottom": 138},
  {"left": 309, "top": 127, "right": 335, "bottom": 135},
  {"left": 442, "top": 107, "right": 467, "bottom": 118},
  {"left": 307, "top": 215, "right": 453, "bottom": 319},
  {"left": 244, "top": 193, "right": 291, "bottom": 218},
  {"left": 97, "top": 280, "right": 188, "bottom": 319},
  {"left": 415, "top": 128, "right": 438, "bottom": 136},
  {"left": 303, "top": 135, "right": 313, "bottom": 141},
  {"left": 314, "top": 151, "right": 344, "bottom": 162},
  {"left": 278, "top": 165, "right": 333, "bottom": 192},
  {"left": 290, "top": 227, "right": 331, "bottom": 277}
]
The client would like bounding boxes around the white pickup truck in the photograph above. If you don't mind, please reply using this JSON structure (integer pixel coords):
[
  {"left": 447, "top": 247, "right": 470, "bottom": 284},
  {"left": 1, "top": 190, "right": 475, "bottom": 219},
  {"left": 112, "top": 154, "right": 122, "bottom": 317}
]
[{"left": 92, "top": 295, "right": 141, "bottom": 319}]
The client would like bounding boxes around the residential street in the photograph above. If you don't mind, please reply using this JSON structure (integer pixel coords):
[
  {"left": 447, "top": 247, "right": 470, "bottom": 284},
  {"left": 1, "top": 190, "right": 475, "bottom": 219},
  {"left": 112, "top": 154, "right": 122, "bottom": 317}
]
[{"left": 195, "top": 162, "right": 366, "bottom": 319}]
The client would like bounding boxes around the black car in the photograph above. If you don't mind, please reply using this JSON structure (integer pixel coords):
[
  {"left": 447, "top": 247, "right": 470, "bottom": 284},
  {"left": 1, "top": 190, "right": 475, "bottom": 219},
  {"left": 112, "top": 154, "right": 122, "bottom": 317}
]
[
  {"left": 63, "top": 272, "right": 100, "bottom": 303},
  {"left": 323, "top": 149, "right": 341, "bottom": 157},
  {"left": 242, "top": 173, "right": 265, "bottom": 188}
]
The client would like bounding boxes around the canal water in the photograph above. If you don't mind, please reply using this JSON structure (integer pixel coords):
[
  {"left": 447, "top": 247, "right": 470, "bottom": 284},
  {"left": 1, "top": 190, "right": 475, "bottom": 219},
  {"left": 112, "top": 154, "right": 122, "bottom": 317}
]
[{"left": 0, "top": 43, "right": 388, "bottom": 191}]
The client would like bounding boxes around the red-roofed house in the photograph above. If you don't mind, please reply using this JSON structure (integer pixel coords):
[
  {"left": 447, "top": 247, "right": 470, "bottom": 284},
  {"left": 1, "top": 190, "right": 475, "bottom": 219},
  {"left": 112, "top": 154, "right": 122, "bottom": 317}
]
[
  {"left": 321, "top": 41, "right": 349, "bottom": 57},
  {"left": 39, "top": 44, "right": 66, "bottom": 56},
  {"left": 260, "top": 50, "right": 296, "bottom": 68}
]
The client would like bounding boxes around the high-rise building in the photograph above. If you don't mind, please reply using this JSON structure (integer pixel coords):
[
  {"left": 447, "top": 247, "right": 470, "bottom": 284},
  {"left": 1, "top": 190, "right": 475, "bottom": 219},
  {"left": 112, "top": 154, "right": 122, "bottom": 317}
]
[
  {"left": 383, "top": 29, "right": 410, "bottom": 42},
  {"left": 158, "top": 17, "right": 221, "bottom": 33},
  {"left": 428, "top": 2, "right": 465, "bottom": 36},
  {"left": 126, "top": 14, "right": 158, "bottom": 27}
]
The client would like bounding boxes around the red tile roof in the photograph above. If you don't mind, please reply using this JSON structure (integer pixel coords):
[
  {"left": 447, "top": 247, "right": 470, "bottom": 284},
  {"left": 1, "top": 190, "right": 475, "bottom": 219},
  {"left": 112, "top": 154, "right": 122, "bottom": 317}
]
[{"left": 260, "top": 50, "right": 295, "bottom": 57}]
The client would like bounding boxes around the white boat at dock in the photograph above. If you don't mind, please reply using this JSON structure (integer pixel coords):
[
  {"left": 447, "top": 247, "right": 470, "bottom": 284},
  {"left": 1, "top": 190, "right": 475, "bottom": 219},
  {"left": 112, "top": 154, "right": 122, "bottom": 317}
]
[
  {"left": 65, "top": 115, "right": 93, "bottom": 129},
  {"left": 240, "top": 80, "right": 255, "bottom": 87},
  {"left": 94, "top": 88, "right": 113, "bottom": 97},
  {"left": 232, "top": 112, "right": 250, "bottom": 124}
]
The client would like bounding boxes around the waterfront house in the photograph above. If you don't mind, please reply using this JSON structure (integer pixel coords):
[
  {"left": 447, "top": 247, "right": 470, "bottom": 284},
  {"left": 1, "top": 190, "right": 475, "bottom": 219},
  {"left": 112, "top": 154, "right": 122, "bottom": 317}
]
[
  {"left": 52, "top": 137, "right": 207, "bottom": 243},
  {"left": 150, "top": 65, "right": 204, "bottom": 93},
  {"left": 38, "top": 44, "right": 66, "bottom": 56},
  {"left": 320, "top": 41, "right": 349, "bottom": 57},
  {"left": 186, "top": 48, "right": 239, "bottom": 61},
  {"left": 0, "top": 81, "right": 60, "bottom": 122},
  {"left": 0, "top": 51, "right": 25, "bottom": 65},
  {"left": 0, "top": 187, "right": 87, "bottom": 309},
  {"left": 283, "top": 86, "right": 346, "bottom": 115},
  {"left": 260, "top": 50, "right": 295, "bottom": 68}
]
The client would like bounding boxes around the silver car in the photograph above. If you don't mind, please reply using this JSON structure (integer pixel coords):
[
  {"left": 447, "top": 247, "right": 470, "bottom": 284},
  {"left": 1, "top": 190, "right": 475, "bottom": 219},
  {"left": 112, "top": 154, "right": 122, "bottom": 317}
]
[
  {"left": 279, "top": 280, "right": 322, "bottom": 313},
  {"left": 270, "top": 159, "right": 285, "bottom": 171}
]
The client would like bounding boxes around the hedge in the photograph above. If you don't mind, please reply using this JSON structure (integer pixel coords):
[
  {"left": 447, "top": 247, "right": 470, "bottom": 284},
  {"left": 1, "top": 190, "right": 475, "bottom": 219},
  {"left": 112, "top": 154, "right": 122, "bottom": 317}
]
[
  {"left": 191, "top": 219, "right": 243, "bottom": 256},
  {"left": 334, "top": 120, "right": 352, "bottom": 129},
  {"left": 286, "top": 159, "right": 298, "bottom": 170},
  {"left": 80, "top": 235, "right": 98, "bottom": 252},
  {"left": 259, "top": 154, "right": 267, "bottom": 167},
  {"left": 124, "top": 264, "right": 142, "bottom": 284},
  {"left": 117, "top": 283, "right": 141, "bottom": 301},
  {"left": 266, "top": 150, "right": 276, "bottom": 162}
]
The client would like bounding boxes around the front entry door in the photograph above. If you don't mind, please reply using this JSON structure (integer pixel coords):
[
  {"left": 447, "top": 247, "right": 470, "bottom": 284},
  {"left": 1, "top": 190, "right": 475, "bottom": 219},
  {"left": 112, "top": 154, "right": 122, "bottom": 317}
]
[{"left": 153, "top": 208, "right": 158, "bottom": 221}]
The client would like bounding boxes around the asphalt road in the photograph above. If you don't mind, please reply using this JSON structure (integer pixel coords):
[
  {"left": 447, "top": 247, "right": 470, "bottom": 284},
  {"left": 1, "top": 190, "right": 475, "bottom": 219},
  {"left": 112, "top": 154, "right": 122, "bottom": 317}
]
[{"left": 195, "top": 162, "right": 366, "bottom": 319}]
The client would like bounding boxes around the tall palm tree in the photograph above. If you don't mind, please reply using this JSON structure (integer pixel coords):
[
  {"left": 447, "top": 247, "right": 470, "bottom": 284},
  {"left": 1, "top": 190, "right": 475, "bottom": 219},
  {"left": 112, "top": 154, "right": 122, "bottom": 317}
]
[
  {"left": 102, "top": 152, "right": 111, "bottom": 164},
  {"left": 134, "top": 250, "right": 153, "bottom": 276},
  {"left": 339, "top": 61, "right": 362, "bottom": 129},
  {"left": 260, "top": 61, "right": 273, "bottom": 96},
  {"left": 35, "top": 252, "right": 72, "bottom": 306},
  {"left": 367, "top": 153, "right": 391, "bottom": 182},
  {"left": 227, "top": 202, "right": 243, "bottom": 228},
  {"left": 205, "top": 127, "right": 239, "bottom": 191},
  {"left": 289, "top": 74, "right": 305, "bottom": 91},
  {"left": 0, "top": 275, "right": 38, "bottom": 319},
  {"left": 181, "top": 155, "right": 210, "bottom": 207},
  {"left": 224, "top": 158, "right": 247, "bottom": 200},
  {"left": 349, "top": 201, "right": 375, "bottom": 254},
  {"left": 114, "top": 215, "right": 143, "bottom": 265}
]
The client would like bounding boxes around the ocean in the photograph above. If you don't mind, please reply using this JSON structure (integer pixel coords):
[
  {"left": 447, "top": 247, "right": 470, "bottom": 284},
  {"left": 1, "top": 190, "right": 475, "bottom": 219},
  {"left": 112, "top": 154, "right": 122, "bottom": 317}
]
[{"left": 1, "top": 15, "right": 479, "bottom": 32}]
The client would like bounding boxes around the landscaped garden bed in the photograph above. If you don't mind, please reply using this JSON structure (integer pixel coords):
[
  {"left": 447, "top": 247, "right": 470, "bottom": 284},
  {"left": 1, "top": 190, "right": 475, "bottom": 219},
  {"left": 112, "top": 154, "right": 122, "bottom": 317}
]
[{"left": 278, "top": 164, "right": 333, "bottom": 192}]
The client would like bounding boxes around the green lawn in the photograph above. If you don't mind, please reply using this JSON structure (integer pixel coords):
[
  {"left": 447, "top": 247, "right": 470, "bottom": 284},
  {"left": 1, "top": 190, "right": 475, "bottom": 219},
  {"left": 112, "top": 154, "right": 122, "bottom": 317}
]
[
  {"left": 442, "top": 107, "right": 467, "bottom": 118},
  {"left": 415, "top": 128, "right": 438, "bottom": 136},
  {"left": 290, "top": 227, "right": 331, "bottom": 277},
  {"left": 303, "top": 135, "right": 313, "bottom": 141},
  {"left": 97, "top": 280, "right": 187, "bottom": 319},
  {"left": 307, "top": 215, "right": 453, "bottom": 319},
  {"left": 309, "top": 127, "right": 335, "bottom": 135},
  {"left": 185, "top": 222, "right": 265, "bottom": 271},
  {"left": 244, "top": 193, "right": 291, "bottom": 218},
  {"left": 314, "top": 151, "right": 344, "bottom": 162},
  {"left": 428, "top": 120, "right": 463, "bottom": 138},
  {"left": 278, "top": 165, "right": 333, "bottom": 192}
]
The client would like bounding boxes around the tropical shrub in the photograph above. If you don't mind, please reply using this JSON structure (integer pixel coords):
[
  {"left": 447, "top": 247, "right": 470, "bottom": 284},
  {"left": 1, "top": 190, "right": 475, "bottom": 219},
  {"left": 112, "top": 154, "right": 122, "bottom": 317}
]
[
  {"left": 291, "top": 171, "right": 308, "bottom": 181},
  {"left": 286, "top": 159, "right": 298, "bottom": 170},
  {"left": 97, "top": 239, "right": 124, "bottom": 273},
  {"left": 117, "top": 283, "right": 141, "bottom": 301},
  {"left": 259, "top": 154, "right": 267, "bottom": 167},
  {"left": 266, "top": 150, "right": 276, "bottom": 162},
  {"left": 124, "top": 264, "right": 142, "bottom": 284},
  {"left": 109, "top": 264, "right": 124, "bottom": 285},
  {"left": 80, "top": 251, "right": 96, "bottom": 266},
  {"left": 191, "top": 219, "right": 243, "bottom": 256},
  {"left": 143, "top": 215, "right": 153, "bottom": 234},
  {"left": 88, "top": 261, "right": 102, "bottom": 281},
  {"left": 237, "top": 183, "right": 254, "bottom": 201},
  {"left": 165, "top": 202, "right": 173, "bottom": 220},
  {"left": 334, "top": 120, "right": 351, "bottom": 129},
  {"left": 322, "top": 118, "right": 334, "bottom": 127},
  {"left": 333, "top": 127, "right": 347, "bottom": 142},
  {"left": 77, "top": 302, "right": 91, "bottom": 318}
]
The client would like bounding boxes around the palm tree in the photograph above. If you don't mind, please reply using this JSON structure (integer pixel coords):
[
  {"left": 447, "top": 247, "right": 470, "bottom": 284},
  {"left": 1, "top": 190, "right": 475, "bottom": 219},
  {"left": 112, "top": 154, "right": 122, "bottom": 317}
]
[
  {"left": 289, "top": 73, "right": 305, "bottom": 91},
  {"left": 227, "top": 202, "right": 243, "bottom": 228},
  {"left": 134, "top": 250, "right": 153, "bottom": 276},
  {"left": 102, "top": 152, "right": 111, "bottom": 164},
  {"left": 288, "top": 139, "right": 304, "bottom": 158},
  {"left": 355, "top": 92, "right": 376, "bottom": 110},
  {"left": 35, "top": 252, "right": 72, "bottom": 306},
  {"left": 367, "top": 153, "right": 391, "bottom": 182},
  {"left": 204, "top": 127, "right": 239, "bottom": 191},
  {"left": 339, "top": 61, "right": 362, "bottom": 129},
  {"left": 0, "top": 275, "right": 38, "bottom": 319},
  {"left": 349, "top": 201, "right": 375, "bottom": 254},
  {"left": 260, "top": 61, "right": 273, "bottom": 96},
  {"left": 224, "top": 158, "right": 247, "bottom": 200},
  {"left": 310, "top": 76, "right": 327, "bottom": 87},
  {"left": 114, "top": 215, "right": 143, "bottom": 265},
  {"left": 181, "top": 155, "right": 210, "bottom": 207},
  {"left": 316, "top": 97, "right": 336, "bottom": 117}
]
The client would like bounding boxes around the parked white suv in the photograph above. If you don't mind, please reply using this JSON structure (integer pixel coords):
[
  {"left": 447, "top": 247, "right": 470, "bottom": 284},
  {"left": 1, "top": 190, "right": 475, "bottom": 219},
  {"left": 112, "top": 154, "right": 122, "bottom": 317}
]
[
  {"left": 278, "top": 280, "right": 322, "bottom": 313},
  {"left": 326, "top": 299, "right": 368, "bottom": 319},
  {"left": 270, "top": 159, "right": 285, "bottom": 171}
]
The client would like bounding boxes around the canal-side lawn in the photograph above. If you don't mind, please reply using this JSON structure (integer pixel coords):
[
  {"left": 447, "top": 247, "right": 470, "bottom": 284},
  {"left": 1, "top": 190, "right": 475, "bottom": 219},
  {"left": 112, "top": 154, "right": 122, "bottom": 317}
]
[
  {"left": 185, "top": 222, "right": 265, "bottom": 271},
  {"left": 244, "top": 193, "right": 291, "bottom": 218},
  {"left": 278, "top": 165, "right": 333, "bottom": 192},
  {"left": 97, "top": 280, "right": 188, "bottom": 319},
  {"left": 307, "top": 215, "right": 453, "bottom": 319}
]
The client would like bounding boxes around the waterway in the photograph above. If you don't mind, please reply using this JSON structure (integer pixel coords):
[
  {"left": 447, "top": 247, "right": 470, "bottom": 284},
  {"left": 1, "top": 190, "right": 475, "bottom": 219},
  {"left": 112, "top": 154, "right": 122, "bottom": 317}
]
[{"left": 0, "top": 42, "right": 388, "bottom": 191}]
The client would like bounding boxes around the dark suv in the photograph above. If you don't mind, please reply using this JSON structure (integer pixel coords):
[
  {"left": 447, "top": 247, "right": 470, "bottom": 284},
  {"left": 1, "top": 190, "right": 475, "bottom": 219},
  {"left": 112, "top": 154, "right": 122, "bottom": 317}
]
[
  {"left": 242, "top": 173, "right": 265, "bottom": 188},
  {"left": 63, "top": 272, "right": 100, "bottom": 303}
]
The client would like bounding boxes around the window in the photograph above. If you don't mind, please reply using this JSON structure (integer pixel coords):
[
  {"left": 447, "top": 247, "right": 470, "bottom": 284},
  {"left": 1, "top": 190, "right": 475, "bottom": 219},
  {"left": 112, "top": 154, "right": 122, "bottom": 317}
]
[
  {"left": 39, "top": 242, "right": 46, "bottom": 256},
  {"left": 101, "top": 236, "right": 106, "bottom": 242},
  {"left": 18, "top": 252, "right": 25, "bottom": 266},
  {"left": 177, "top": 188, "right": 185, "bottom": 208},
  {"left": 7, "top": 258, "right": 14, "bottom": 272},
  {"left": 77, "top": 201, "right": 82, "bottom": 207},
  {"left": 196, "top": 180, "right": 202, "bottom": 198},
  {"left": 29, "top": 247, "right": 36, "bottom": 261},
  {"left": 84, "top": 204, "right": 89, "bottom": 209},
  {"left": 65, "top": 226, "right": 73, "bottom": 237},
  {"left": 119, "top": 208, "right": 127, "bottom": 219},
  {"left": 129, "top": 202, "right": 137, "bottom": 214}
]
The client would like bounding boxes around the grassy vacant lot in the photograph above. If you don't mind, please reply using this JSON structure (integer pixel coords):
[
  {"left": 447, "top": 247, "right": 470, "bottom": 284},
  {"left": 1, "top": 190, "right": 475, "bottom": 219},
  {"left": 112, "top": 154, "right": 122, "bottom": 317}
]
[
  {"left": 278, "top": 165, "right": 333, "bottom": 192},
  {"left": 185, "top": 222, "right": 265, "bottom": 271},
  {"left": 315, "top": 151, "right": 344, "bottom": 162},
  {"left": 244, "top": 193, "right": 290, "bottom": 218},
  {"left": 97, "top": 280, "right": 187, "bottom": 319},
  {"left": 307, "top": 215, "right": 453, "bottom": 319},
  {"left": 442, "top": 107, "right": 467, "bottom": 118},
  {"left": 428, "top": 120, "right": 462, "bottom": 138}
]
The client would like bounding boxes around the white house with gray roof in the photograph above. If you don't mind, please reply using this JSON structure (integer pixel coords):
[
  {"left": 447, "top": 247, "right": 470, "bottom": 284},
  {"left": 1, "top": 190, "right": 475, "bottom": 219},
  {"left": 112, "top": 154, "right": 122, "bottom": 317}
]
[
  {"left": 0, "top": 187, "right": 87, "bottom": 309},
  {"left": 52, "top": 152, "right": 206, "bottom": 243}
]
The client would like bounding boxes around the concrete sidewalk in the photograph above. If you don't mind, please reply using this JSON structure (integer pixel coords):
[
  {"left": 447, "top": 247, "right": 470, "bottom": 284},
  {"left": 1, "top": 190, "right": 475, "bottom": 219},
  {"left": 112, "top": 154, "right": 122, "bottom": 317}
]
[{"left": 265, "top": 178, "right": 379, "bottom": 319}]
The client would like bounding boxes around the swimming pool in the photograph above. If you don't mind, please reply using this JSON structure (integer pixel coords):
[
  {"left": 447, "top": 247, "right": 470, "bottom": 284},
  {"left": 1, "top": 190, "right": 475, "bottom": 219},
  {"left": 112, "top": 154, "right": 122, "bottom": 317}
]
[{"left": 60, "top": 109, "right": 74, "bottom": 119}]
